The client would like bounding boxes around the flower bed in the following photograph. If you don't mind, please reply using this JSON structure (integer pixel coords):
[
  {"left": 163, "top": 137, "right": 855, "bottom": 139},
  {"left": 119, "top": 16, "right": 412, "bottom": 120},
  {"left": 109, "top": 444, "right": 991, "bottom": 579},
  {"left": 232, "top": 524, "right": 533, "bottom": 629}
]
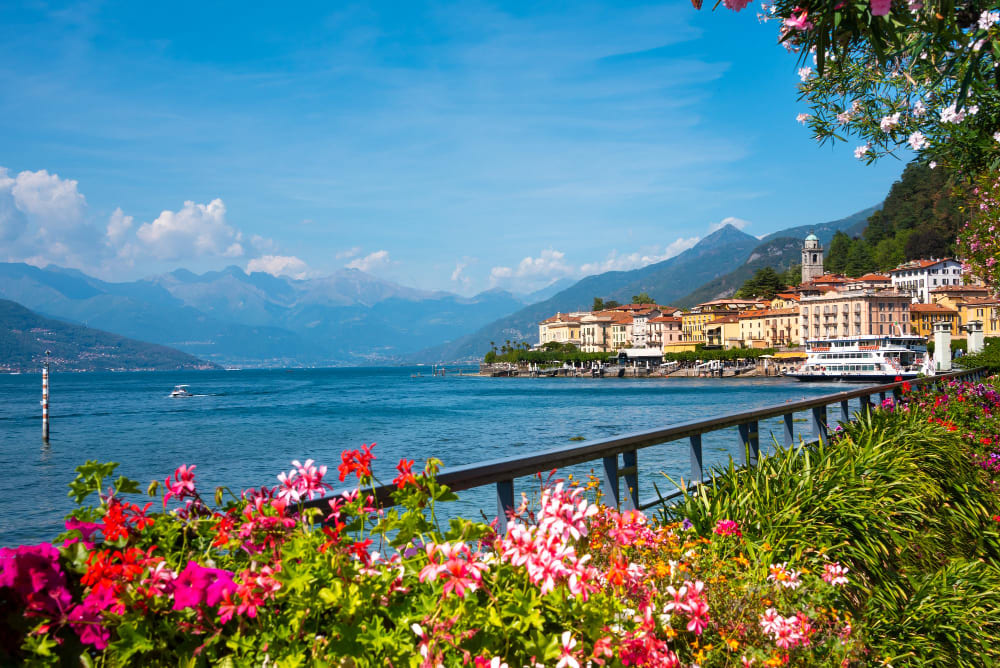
[{"left": 3, "top": 379, "right": 1000, "bottom": 666}]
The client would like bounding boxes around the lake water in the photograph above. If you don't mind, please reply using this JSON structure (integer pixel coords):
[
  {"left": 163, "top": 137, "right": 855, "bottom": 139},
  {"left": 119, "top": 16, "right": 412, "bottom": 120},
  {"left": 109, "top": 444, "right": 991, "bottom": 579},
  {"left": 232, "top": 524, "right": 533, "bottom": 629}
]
[{"left": 0, "top": 367, "right": 859, "bottom": 546}]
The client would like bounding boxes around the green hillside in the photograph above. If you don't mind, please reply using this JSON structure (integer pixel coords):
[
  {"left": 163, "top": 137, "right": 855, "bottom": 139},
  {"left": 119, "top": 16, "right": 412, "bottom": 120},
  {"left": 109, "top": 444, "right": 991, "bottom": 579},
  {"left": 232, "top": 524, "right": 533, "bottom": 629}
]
[{"left": 0, "top": 299, "right": 219, "bottom": 372}]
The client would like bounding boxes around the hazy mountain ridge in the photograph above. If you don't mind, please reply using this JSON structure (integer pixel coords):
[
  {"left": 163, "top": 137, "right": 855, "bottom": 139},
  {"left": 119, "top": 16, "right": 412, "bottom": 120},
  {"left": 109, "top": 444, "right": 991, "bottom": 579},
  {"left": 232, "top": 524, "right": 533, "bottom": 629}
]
[
  {"left": 0, "top": 299, "right": 218, "bottom": 372},
  {"left": 0, "top": 263, "right": 528, "bottom": 366}
]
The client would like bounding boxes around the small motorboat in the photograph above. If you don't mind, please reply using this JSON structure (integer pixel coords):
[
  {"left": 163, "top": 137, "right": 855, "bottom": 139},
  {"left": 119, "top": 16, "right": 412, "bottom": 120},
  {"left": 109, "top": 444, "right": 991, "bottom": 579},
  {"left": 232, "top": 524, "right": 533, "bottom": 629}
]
[{"left": 169, "top": 385, "right": 192, "bottom": 398}]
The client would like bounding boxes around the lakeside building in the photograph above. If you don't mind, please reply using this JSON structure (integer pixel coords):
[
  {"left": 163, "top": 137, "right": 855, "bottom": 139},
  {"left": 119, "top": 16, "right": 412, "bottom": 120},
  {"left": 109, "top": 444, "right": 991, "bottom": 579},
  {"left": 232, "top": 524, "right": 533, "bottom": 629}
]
[
  {"left": 629, "top": 307, "right": 661, "bottom": 348},
  {"left": 704, "top": 315, "right": 742, "bottom": 349},
  {"left": 538, "top": 312, "right": 586, "bottom": 347},
  {"left": 579, "top": 310, "right": 634, "bottom": 352},
  {"left": 647, "top": 315, "right": 683, "bottom": 349},
  {"left": 909, "top": 303, "right": 961, "bottom": 337},
  {"left": 682, "top": 299, "right": 765, "bottom": 343},
  {"left": 889, "top": 258, "right": 965, "bottom": 303},
  {"left": 799, "top": 290, "right": 912, "bottom": 339},
  {"left": 738, "top": 307, "right": 800, "bottom": 348},
  {"left": 958, "top": 298, "right": 1000, "bottom": 337}
]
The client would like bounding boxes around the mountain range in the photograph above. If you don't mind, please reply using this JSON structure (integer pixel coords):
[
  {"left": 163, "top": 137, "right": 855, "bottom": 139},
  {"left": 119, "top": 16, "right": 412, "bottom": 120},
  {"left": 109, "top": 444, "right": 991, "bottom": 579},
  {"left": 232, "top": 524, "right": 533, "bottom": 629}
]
[
  {"left": 0, "top": 263, "right": 556, "bottom": 366},
  {"left": 0, "top": 205, "right": 878, "bottom": 366},
  {"left": 0, "top": 299, "right": 218, "bottom": 372}
]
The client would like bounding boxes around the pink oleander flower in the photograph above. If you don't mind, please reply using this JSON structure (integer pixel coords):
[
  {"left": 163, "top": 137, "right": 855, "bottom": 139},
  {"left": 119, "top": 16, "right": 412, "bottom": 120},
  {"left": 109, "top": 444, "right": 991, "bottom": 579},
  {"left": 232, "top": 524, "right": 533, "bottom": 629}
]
[
  {"left": 163, "top": 464, "right": 198, "bottom": 507},
  {"left": 908, "top": 131, "right": 929, "bottom": 150},
  {"left": 723, "top": 0, "right": 752, "bottom": 9},
  {"left": 854, "top": 144, "right": 870, "bottom": 160},
  {"left": 784, "top": 6, "right": 813, "bottom": 30},
  {"left": 870, "top": 0, "right": 891, "bottom": 15}
]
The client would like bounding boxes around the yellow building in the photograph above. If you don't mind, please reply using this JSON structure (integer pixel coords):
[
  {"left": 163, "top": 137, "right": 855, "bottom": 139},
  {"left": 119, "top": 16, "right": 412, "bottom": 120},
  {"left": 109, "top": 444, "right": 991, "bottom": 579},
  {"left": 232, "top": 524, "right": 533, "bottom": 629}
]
[
  {"left": 909, "top": 303, "right": 960, "bottom": 337},
  {"left": 958, "top": 298, "right": 1000, "bottom": 337},
  {"left": 738, "top": 307, "right": 800, "bottom": 348},
  {"left": 538, "top": 313, "right": 584, "bottom": 346},
  {"left": 704, "top": 316, "right": 742, "bottom": 349}
]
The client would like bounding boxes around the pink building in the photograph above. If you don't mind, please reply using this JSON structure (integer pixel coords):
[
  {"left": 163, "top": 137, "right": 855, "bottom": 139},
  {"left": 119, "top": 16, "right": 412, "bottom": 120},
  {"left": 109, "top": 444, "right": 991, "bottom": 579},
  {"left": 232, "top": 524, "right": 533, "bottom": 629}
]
[{"left": 799, "top": 290, "right": 912, "bottom": 340}]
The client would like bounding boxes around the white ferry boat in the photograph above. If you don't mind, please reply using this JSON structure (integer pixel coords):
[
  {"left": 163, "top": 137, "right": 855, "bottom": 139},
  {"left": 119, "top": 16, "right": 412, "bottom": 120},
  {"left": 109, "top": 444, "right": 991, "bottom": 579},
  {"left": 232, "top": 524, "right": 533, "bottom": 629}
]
[{"left": 785, "top": 335, "right": 929, "bottom": 382}]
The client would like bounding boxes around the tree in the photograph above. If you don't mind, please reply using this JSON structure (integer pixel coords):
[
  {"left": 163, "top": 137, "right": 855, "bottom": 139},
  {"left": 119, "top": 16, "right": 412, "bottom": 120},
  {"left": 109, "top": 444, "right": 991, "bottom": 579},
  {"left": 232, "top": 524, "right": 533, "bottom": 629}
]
[
  {"left": 592, "top": 297, "right": 604, "bottom": 312},
  {"left": 631, "top": 292, "right": 654, "bottom": 304},
  {"left": 844, "top": 242, "right": 876, "bottom": 277},
  {"left": 826, "top": 231, "right": 852, "bottom": 275},
  {"left": 604, "top": 300, "right": 621, "bottom": 309},
  {"left": 782, "top": 264, "right": 802, "bottom": 287},
  {"left": 736, "top": 266, "right": 784, "bottom": 300}
]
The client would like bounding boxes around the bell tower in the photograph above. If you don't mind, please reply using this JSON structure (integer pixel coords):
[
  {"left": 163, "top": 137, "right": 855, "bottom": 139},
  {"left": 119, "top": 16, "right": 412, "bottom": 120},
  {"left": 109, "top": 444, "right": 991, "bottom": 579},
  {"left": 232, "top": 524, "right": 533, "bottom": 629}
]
[{"left": 801, "top": 233, "right": 824, "bottom": 283}]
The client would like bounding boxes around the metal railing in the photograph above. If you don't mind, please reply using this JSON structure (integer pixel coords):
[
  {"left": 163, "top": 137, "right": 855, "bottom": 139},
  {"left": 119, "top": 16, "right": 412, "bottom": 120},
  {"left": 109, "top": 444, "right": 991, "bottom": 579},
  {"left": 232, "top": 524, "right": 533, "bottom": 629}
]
[{"left": 303, "top": 367, "right": 989, "bottom": 531}]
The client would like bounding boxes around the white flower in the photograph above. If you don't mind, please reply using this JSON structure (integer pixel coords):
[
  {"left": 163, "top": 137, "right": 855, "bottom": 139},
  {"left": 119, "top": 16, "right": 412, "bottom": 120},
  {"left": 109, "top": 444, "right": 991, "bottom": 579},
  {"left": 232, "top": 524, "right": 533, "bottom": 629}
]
[
  {"left": 880, "top": 112, "right": 900, "bottom": 132},
  {"left": 796, "top": 113, "right": 810, "bottom": 125},
  {"left": 978, "top": 10, "right": 1000, "bottom": 30},
  {"left": 974, "top": 39, "right": 987, "bottom": 52},
  {"left": 994, "top": 132, "right": 1000, "bottom": 143},
  {"left": 854, "top": 144, "right": 870, "bottom": 159},
  {"left": 968, "top": 104, "right": 980, "bottom": 116},
  {"left": 908, "top": 131, "right": 929, "bottom": 150},
  {"left": 836, "top": 111, "right": 851, "bottom": 125},
  {"left": 798, "top": 66, "right": 812, "bottom": 81},
  {"left": 929, "top": 161, "right": 937, "bottom": 169},
  {"left": 912, "top": 100, "right": 926, "bottom": 117},
  {"left": 907, "top": 0, "right": 922, "bottom": 10}
]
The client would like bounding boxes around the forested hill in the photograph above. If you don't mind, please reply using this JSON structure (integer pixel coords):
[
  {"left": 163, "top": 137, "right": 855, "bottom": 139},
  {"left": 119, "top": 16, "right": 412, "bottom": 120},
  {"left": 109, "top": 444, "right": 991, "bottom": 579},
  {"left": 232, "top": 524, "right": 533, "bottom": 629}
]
[
  {"left": 825, "top": 162, "right": 966, "bottom": 275},
  {"left": 0, "top": 299, "right": 219, "bottom": 372}
]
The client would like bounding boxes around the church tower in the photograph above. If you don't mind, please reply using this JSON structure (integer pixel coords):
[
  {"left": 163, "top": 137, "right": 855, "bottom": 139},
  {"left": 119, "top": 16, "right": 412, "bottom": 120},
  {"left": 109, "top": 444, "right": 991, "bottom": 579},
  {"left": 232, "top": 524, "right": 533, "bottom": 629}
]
[{"left": 801, "top": 233, "right": 824, "bottom": 283}]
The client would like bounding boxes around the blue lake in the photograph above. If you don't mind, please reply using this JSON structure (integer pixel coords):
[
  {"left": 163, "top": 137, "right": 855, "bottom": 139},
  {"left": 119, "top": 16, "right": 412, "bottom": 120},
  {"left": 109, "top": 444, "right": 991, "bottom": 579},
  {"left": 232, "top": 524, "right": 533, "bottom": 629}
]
[{"left": 0, "top": 367, "right": 860, "bottom": 546}]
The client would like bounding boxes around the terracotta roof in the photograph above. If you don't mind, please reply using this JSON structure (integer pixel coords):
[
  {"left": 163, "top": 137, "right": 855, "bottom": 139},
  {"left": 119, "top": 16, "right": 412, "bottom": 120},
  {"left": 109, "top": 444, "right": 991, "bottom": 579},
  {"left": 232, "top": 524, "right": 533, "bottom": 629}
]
[
  {"left": 889, "top": 258, "right": 957, "bottom": 273},
  {"left": 766, "top": 307, "right": 799, "bottom": 316},
  {"left": 709, "top": 315, "right": 741, "bottom": 324},
  {"left": 811, "top": 274, "right": 848, "bottom": 283},
  {"left": 738, "top": 310, "right": 769, "bottom": 319},
  {"left": 930, "top": 285, "right": 989, "bottom": 293},
  {"left": 774, "top": 292, "right": 801, "bottom": 300},
  {"left": 909, "top": 303, "right": 958, "bottom": 314},
  {"left": 960, "top": 298, "right": 1000, "bottom": 307},
  {"left": 855, "top": 273, "right": 891, "bottom": 281}
]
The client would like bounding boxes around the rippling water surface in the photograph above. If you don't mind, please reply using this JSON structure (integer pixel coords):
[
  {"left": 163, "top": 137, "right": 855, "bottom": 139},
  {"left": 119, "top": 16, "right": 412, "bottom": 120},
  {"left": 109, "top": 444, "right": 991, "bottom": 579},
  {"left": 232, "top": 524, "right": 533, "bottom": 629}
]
[{"left": 0, "top": 367, "right": 860, "bottom": 546}]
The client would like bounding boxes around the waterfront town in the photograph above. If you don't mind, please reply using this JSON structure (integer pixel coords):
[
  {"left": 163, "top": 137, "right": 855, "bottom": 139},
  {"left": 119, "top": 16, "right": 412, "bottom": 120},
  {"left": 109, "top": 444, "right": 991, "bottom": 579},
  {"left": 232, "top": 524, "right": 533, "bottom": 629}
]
[{"left": 533, "top": 233, "right": 993, "bottom": 367}]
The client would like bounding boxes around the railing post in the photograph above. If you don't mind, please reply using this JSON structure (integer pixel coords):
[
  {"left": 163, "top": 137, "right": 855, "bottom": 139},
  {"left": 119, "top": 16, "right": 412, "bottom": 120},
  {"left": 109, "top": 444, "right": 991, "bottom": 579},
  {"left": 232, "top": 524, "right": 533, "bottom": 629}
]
[
  {"left": 811, "top": 405, "right": 828, "bottom": 443},
  {"left": 879, "top": 390, "right": 887, "bottom": 405},
  {"left": 860, "top": 394, "right": 872, "bottom": 418},
  {"left": 783, "top": 413, "right": 794, "bottom": 448},
  {"left": 602, "top": 455, "right": 620, "bottom": 508},
  {"left": 496, "top": 480, "right": 514, "bottom": 535},
  {"left": 840, "top": 399, "right": 850, "bottom": 426},
  {"left": 738, "top": 421, "right": 759, "bottom": 467},
  {"left": 621, "top": 450, "right": 639, "bottom": 510},
  {"left": 689, "top": 434, "right": 703, "bottom": 484}
]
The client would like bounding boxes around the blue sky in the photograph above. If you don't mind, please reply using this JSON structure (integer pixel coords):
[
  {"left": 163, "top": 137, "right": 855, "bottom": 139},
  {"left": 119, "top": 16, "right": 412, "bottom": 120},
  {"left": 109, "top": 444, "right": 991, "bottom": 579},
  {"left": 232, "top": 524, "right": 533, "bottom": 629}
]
[{"left": 0, "top": 0, "right": 905, "bottom": 294}]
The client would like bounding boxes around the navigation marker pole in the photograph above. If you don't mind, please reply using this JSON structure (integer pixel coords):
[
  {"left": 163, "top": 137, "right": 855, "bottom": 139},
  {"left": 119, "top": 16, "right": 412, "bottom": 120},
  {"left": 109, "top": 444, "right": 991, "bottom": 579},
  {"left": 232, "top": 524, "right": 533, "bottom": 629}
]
[{"left": 42, "top": 350, "right": 50, "bottom": 442}]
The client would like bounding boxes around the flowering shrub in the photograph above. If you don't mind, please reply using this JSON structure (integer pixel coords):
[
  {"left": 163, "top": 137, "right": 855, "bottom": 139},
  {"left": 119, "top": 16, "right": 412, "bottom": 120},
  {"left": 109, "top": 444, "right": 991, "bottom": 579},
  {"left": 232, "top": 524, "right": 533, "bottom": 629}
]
[{"left": 0, "top": 446, "right": 862, "bottom": 665}]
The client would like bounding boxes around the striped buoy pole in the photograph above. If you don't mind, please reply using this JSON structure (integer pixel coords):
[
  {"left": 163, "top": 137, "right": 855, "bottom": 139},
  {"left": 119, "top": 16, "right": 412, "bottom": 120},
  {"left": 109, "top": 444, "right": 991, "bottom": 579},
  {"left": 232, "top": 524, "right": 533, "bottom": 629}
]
[{"left": 42, "top": 350, "right": 50, "bottom": 442}]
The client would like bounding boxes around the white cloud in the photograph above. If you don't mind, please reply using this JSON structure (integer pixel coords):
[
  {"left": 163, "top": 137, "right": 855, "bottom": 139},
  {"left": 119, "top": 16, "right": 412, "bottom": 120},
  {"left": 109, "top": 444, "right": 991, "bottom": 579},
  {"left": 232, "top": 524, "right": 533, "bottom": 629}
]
[
  {"left": 135, "top": 199, "right": 244, "bottom": 260},
  {"left": 10, "top": 169, "right": 86, "bottom": 230},
  {"left": 578, "top": 237, "right": 700, "bottom": 276},
  {"left": 106, "top": 207, "right": 133, "bottom": 246},
  {"left": 707, "top": 216, "right": 751, "bottom": 234},
  {"left": 663, "top": 235, "right": 701, "bottom": 258},
  {"left": 336, "top": 246, "right": 362, "bottom": 260},
  {"left": 247, "top": 254, "right": 310, "bottom": 279},
  {"left": 450, "top": 260, "right": 472, "bottom": 288},
  {"left": 346, "top": 249, "right": 391, "bottom": 272},
  {"left": 250, "top": 234, "right": 277, "bottom": 253},
  {"left": 0, "top": 168, "right": 28, "bottom": 242}
]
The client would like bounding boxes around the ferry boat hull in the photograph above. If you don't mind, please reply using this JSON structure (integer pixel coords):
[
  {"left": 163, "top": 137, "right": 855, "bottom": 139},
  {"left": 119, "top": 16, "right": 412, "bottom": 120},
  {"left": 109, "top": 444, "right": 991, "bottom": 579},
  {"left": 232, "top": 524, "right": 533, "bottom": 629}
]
[{"left": 784, "top": 371, "right": 919, "bottom": 383}]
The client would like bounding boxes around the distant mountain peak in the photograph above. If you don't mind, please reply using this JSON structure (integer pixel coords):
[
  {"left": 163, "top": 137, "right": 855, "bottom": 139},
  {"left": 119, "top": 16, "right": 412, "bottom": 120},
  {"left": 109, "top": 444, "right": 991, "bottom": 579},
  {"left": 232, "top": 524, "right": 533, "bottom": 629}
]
[{"left": 698, "top": 224, "right": 757, "bottom": 247}]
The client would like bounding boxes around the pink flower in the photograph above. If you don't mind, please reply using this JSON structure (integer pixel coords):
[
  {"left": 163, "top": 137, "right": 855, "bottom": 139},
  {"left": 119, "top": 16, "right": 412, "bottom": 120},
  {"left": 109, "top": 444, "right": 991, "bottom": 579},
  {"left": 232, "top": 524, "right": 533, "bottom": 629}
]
[
  {"left": 723, "top": 0, "right": 752, "bottom": 10},
  {"left": 163, "top": 464, "right": 198, "bottom": 507},
  {"left": 171, "top": 561, "right": 237, "bottom": 611},
  {"left": 784, "top": 7, "right": 813, "bottom": 30},
  {"left": 276, "top": 458, "right": 331, "bottom": 502},
  {"left": 822, "top": 562, "right": 850, "bottom": 586},
  {"left": 713, "top": 519, "right": 742, "bottom": 537},
  {"left": 870, "top": 0, "right": 891, "bottom": 15},
  {"left": 556, "top": 631, "right": 580, "bottom": 668},
  {"left": 0, "top": 543, "right": 73, "bottom": 618}
]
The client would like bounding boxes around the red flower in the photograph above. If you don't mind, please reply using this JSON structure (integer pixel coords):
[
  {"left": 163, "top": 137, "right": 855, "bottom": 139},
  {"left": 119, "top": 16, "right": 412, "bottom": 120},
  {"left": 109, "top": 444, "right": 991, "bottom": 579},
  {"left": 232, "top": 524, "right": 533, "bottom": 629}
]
[
  {"left": 392, "top": 459, "right": 417, "bottom": 489},
  {"left": 337, "top": 443, "right": 376, "bottom": 481},
  {"left": 901, "top": 381, "right": 912, "bottom": 393}
]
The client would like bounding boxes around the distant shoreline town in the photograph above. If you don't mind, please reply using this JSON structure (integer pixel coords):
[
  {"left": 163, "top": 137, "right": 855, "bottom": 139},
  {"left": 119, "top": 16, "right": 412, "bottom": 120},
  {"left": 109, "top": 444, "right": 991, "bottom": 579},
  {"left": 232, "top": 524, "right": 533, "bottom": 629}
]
[{"left": 482, "top": 233, "right": 995, "bottom": 378}]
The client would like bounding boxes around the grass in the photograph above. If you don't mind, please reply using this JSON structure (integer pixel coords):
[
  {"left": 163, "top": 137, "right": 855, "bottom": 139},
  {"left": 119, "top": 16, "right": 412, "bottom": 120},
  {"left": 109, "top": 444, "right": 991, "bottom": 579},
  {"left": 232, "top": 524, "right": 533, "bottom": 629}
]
[{"left": 657, "top": 402, "right": 1000, "bottom": 666}]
